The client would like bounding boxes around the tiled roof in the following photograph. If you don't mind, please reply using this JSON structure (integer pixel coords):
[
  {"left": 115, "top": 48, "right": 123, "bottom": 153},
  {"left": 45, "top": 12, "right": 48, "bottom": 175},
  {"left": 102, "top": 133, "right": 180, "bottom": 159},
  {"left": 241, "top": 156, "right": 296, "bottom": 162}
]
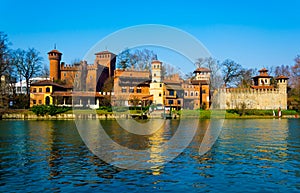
[
  {"left": 47, "top": 49, "right": 62, "bottom": 54},
  {"left": 276, "top": 75, "right": 289, "bottom": 79},
  {"left": 31, "top": 80, "right": 66, "bottom": 88},
  {"left": 94, "top": 50, "right": 115, "bottom": 55},
  {"left": 52, "top": 91, "right": 106, "bottom": 97},
  {"left": 194, "top": 67, "right": 211, "bottom": 72}
]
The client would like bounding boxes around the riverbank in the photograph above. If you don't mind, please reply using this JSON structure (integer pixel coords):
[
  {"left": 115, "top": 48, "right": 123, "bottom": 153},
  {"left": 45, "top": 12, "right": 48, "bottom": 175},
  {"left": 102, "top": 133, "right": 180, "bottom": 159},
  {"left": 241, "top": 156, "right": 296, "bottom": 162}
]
[{"left": 0, "top": 109, "right": 298, "bottom": 120}]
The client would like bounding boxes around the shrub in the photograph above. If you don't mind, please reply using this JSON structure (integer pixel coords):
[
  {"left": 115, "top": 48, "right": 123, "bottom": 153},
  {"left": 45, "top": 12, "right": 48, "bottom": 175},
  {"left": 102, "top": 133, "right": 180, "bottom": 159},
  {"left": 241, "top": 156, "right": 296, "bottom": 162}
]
[{"left": 30, "top": 105, "right": 71, "bottom": 116}]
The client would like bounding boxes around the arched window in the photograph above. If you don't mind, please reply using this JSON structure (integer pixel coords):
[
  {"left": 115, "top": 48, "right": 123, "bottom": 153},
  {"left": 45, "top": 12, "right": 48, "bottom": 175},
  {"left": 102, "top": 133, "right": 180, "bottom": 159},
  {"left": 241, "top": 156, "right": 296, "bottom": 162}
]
[
  {"left": 45, "top": 96, "right": 50, "bottom": 106},
  {"left": 46, "top": 87, "right": 50, "bottom": 93}
]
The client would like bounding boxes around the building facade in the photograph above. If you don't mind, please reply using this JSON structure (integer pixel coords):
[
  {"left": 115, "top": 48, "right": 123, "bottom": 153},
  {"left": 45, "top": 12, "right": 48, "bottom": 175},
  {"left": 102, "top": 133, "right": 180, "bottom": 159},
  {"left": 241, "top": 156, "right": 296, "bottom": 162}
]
[
  {"left": 30, "top": 49, "right": 211, "bottom": 110},
  {"left": 218, "top": 68, "right": 289, "bottom": 110}
]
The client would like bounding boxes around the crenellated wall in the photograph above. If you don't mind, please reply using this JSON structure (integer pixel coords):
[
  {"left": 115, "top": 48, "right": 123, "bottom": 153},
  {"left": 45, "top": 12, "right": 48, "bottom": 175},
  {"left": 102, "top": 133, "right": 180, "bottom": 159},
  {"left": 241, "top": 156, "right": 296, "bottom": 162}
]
[{"left": 218, "top": 86, "right": 288, "bottom": 110}]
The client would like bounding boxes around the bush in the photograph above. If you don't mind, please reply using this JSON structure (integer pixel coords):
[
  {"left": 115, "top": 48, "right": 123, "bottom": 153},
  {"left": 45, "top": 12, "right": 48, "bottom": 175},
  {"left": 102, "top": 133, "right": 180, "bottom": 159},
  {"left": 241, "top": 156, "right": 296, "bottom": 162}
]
[{"left": 30, "top": 105, "right": 71, "bottom": 116}]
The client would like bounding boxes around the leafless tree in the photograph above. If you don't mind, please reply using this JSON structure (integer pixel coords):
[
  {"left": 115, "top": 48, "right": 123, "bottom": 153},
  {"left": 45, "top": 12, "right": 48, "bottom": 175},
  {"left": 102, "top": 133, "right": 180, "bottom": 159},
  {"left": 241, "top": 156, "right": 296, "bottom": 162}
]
[
  {"left": 0, "top": 32, "right": 14, "bottom": 108},
  {"left": 12, "top": 48, "right": 43, "bottom": 107},
  {"left": 221, "top": 59, "right": 243, "bottom": 87}
]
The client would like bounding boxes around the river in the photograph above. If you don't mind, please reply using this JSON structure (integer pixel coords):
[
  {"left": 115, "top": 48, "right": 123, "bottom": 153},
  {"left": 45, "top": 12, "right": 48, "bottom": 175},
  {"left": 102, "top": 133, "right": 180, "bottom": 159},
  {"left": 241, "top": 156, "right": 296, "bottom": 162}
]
[{"left": 0, "top": 119, "right": 299, "bottom": 192}]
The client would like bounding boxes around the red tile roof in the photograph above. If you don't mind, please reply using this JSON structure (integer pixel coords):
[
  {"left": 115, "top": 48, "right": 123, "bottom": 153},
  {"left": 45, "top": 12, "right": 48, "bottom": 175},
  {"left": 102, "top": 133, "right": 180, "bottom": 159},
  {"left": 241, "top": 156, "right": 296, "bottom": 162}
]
[
  {"left": 194, "top": 67, "right": 211, "bottom": 72},
  {"left": 47, "top": 49, "right": 62, "bottom": 54},
  {"left": 276, "top": 75, "right": 289, "bottom": 79},
  {"left": 94, "top": 50, "right": 115, "bottom": 55},
  {"left": 31, "top": 80, "right": 66, "bottom": 88}
]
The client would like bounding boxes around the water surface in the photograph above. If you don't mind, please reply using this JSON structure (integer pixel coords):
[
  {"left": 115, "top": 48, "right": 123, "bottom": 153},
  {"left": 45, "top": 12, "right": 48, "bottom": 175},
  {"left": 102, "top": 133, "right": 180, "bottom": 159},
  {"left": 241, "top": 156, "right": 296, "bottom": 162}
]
[{"left": 0, "top": 119, "right": 299, "bottom": 192}]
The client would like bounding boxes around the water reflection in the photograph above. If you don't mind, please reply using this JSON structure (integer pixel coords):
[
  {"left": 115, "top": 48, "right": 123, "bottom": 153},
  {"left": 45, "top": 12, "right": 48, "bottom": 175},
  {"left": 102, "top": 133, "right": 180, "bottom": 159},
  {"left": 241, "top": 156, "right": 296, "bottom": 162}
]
[{"left": 0, "top": 119, "right": 299, "bottom": 192}]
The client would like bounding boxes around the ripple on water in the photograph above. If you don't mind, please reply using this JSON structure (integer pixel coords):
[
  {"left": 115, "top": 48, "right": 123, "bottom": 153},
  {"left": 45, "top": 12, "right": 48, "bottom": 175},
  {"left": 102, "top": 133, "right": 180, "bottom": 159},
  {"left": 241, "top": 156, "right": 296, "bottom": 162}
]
[{"left": 0, "top": 119, "right": 299, "bottom": 192}]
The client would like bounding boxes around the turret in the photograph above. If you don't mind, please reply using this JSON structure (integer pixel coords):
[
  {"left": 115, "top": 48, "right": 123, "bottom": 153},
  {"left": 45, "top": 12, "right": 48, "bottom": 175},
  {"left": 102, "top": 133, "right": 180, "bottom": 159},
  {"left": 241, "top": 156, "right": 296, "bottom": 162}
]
[
  {"left": 94, "top": 50, "right": 116, "bottom": 77},
  {"left": 48, "top": 49, "right": 62, "bottom": 81},
  {"left": 151, "top": 60, "right": 162, "bottom": 83},
  {"left": 276, "top": 75, "right": 289, "bottom": 94}
]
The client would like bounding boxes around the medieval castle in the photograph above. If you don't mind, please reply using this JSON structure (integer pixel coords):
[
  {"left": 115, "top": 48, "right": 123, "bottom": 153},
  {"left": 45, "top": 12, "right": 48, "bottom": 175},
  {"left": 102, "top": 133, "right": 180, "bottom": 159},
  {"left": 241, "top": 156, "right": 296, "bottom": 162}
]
[{"left": 30, "top": 49, "right": 289, "bottom": 110}]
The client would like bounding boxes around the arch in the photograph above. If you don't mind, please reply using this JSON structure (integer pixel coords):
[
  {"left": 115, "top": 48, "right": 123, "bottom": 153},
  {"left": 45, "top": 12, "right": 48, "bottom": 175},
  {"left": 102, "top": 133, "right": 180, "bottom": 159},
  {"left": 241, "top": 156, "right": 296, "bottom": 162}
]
[{"left": 45, "top": 96, "right": 50, "bottom": 106}]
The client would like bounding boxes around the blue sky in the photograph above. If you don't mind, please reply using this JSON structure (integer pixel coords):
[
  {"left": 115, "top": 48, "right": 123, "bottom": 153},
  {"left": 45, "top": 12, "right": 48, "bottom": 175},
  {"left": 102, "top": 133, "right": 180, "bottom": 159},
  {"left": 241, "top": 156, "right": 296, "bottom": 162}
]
[{"left": 1, "top": 0, "right": 300, "bottom": 72}]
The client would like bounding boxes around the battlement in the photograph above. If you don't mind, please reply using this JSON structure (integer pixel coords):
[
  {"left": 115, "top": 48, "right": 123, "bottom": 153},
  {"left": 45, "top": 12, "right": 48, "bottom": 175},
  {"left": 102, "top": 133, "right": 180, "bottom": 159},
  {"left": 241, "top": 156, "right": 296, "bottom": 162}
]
[
  {"left": 60, "top": 63, "right": 81, "bottom": 71},
  {"left": 218, "top": 87, "right": 280, "bottom": 94}
]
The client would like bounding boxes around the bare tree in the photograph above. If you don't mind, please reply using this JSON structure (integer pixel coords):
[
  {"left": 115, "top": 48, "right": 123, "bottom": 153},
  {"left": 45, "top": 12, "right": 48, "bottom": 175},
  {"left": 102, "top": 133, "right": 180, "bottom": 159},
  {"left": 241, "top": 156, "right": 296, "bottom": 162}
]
[
  {"left": 116, "top": 48, "right": 131, "bottom": 70},
  {"left": 195, "top": 57, "right": 223, "bottom": 90},
  {"left": 237, "top": 68, "right": 256, "bottom": 88},
  {"left": 13, "top": 48, "right": 43, "bottom": 107},
  {"left": 0, "top": 32, "right": 14, "bottom": 108},
  {"left": 41, "top": 63, "right": 50, "bottom": 78},
  {"left": 195, "top": 58, "right": 206, "bottom": 68},
  {"left": 221, "top": 59, "right": 243, "bottom": 87},
  {"left": 116, "top": 48, "right": 157, "bottom": 70}
]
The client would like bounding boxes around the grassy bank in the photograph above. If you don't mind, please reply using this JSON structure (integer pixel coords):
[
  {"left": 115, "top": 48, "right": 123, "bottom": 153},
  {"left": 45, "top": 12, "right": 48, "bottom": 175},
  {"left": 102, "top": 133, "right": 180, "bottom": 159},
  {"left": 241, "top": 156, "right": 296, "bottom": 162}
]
[{"left": 1, "top": 108, "right": 299, "bottom": 119}]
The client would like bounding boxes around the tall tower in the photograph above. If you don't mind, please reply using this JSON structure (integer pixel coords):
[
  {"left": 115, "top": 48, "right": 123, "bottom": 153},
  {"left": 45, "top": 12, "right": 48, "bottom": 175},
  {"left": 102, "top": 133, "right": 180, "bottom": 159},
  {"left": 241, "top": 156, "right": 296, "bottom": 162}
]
[
  {"left": 94, "top": 50, "right": 116, "bottom": 77},
  {"left": 151, "top": 60, "right": 162, "bottom": 83},
  {"left": 276, "top": 75, "right": 289, "bottom": 109},
  {"left": 150, "top": 60, "right": 164, "bottom": 105},
  {"left": 48, "top": 49, "right": 62, "bottom": 81}
]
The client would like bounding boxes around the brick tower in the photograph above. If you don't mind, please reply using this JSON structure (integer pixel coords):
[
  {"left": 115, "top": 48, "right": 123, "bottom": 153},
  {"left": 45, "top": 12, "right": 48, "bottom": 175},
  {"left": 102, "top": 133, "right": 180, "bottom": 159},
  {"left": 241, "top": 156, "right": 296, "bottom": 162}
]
[{"left": 48, "top": 49, "right": 62, "bottom": 81}]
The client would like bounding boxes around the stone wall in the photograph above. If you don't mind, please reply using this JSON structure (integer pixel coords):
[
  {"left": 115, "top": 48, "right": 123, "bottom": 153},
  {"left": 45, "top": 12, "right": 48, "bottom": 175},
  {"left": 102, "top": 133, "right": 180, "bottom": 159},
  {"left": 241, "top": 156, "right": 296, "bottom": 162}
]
[{"left": 218, "top": 87, "right": 288, "bottom": 110}]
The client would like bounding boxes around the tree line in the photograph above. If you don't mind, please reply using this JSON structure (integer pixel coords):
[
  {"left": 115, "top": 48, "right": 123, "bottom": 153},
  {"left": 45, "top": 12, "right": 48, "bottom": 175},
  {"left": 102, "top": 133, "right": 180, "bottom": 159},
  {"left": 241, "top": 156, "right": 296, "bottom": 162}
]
[{"left": 0, "top": 32, "right": 47, "bottom": 109}]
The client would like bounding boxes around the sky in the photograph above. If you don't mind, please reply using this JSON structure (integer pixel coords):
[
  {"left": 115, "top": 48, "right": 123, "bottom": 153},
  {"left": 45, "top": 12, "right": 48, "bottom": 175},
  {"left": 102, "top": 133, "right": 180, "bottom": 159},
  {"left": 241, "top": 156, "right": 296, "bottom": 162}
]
[{"left": 1, "top": 0, "right": 300, "bottom": 73}]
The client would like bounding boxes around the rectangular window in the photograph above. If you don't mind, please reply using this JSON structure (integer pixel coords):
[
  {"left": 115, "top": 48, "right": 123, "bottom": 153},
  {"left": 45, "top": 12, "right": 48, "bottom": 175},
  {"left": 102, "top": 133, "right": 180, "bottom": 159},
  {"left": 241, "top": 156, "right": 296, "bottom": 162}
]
[
  {"left": 39, "top": 88, "right": 42, "bottom": 93},
  {"left": 137, "top": 87, "right": 142, "bottom": 93},
  {"left": 121, "top": 87, "right": 127, "bottom": 93},
  {"left": 33, "top": 88, "right": 37, "bottom": 93},
  {"left": 184, "top": 91, "right": 188, "bottom": 96},
  {"left": 160, "top": 83, "right": 162, "bottom": 87},
  {"left": 129, "top": 87, "right": 134, "bottom": 93},
  {"left": 38, "top": 100, "right": 42, "bottom": 104},
  {"left": 168, "top": 100, "right": 173, "bottom": 105},
  {"left": 169, "top": 90, "right": 174, "bottom": 96},
  {"left": 33, "top": 100, "right": 36, "bottom": 105},
  {"left": 177, "top": 100, "right": 181, "bottom": 105},
  {"left": 202, "top": 89, "right": 206, "bottom": 94},
  {"left": 64, "top": 72, "right": 66, "bottom": 77}
]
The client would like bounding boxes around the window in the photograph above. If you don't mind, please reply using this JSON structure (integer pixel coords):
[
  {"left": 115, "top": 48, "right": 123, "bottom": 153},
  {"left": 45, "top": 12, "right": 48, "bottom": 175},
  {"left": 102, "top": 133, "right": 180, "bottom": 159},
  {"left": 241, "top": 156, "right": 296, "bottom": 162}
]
[
  {"left": 33, "top": 88, "right": 37, "bottom": 93},
  {"left": 168, "top": 100, "right": 173, "bottom": 105},
  {"left": 177, "top": 100, "right": 181, "bottom": 105},
  {"left": 38, "top": 100, "right": 42, "bottom": 104},
  {"left": 202, "top": 89, "right": 206, "bottom": 94},
  {"left": 190, "top": 91, "right": 194, "bottom": 96},
  {"left": 46, "top": 87, "right": 50, "bottom": 93},
  {"left": 39, "top": 88, "right": 42, "bottom": 93},
  {"left": 195, "top": 92, "right": 198, "bottom": 96},
  {"left": 185, "top": 91, "right": 188, "bottom": 96},
  {"left": 159, "top": 93, "right": 162, "bottom": 97},
  {"left": 33, "top": 100, "right": 36, "bottom": 105},
  {"left": 154, "top": 73, "right": 156, "bottom": 77},
  {"left": 160, "top": 83, "right": 162, "bottom": 87},
  {"left": 64, "top": 72, "right": 66, "bottom": 77},
  {"left": 121, "top": 87, "right": 127, "bottom": 93},
  {"left": 169, "top": 90, "right": 174, "bottom": 96},
  {"left": 154, "top": 65, "right": 156, "bottom": 68},
  {"left": 137, "top": 87, "right": 142, "bottom": 93},
  {"left": 129, "top": 87, "right": 134, "bottom": 93}
]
